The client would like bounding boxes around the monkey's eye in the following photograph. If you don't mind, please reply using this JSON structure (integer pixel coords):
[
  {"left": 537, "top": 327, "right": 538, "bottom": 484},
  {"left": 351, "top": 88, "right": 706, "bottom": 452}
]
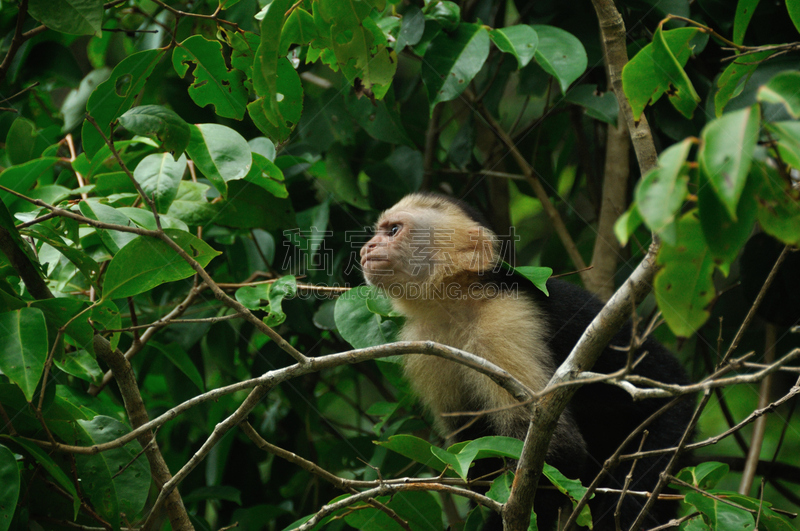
[{"left": 389, "top": 224, "right": 401, "bottom": 237}]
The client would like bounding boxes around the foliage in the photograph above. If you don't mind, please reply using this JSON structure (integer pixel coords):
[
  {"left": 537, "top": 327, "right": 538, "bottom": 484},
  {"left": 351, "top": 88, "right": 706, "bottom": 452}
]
[{"left": 0, "top": 0, "right": 798, "bottom": 530}]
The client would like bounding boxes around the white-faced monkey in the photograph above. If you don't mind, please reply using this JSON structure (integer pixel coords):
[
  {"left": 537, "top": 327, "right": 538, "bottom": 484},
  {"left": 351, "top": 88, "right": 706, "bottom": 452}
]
[{"left": 360, "top": 193, "right": 693, "bottom": 530}]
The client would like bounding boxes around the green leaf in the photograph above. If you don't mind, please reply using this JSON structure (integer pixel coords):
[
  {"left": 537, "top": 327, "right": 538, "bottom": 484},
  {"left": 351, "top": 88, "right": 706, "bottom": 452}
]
[
  {"left": 280, "top": 7, "right": 319, "bottom": 56},
  {"left": 634, "top": 138, "right": 693, "bottom": 244},
  {"left": 74, "top": 416, "right": 151, "bottom": 528},
  {"left": 253, "top": 0, "right": 305, "bottom": 141},
  {"left": 426, "top": 1, "right": 460, "bottom": 31},
  {"left": 21, "top": 224, "right": 100, "bottom": 287},
  {"left": 166, "top": 181, "right": 218, "bottom": 226},
  {"left": 211, "top": 179, "right": 296, "bottom": 231},
  {"left": 0, "top": 308, "right": 48, "bottom": 402},
  {"left": 531, "top": 25, "right": 587, "bottom": 94},
  {"left": 0, "top": 443, "right": 20, "bottom": 530},
  {"left": 543, "top": 463, "right": 593, "bottom": 528},
  {"left": 613, "top": 203, "right": 643, "bottom": 246},
  {"left": 172, "top": 35, "right": 248, "bottom": 120},
  {"left": 652, "top": 24, "right": 700, "bottom": 119},
  {"left": 244, "top": 153, "right": 288, "bottom": 198},
  {"left": 235, "top": 283, "right": 270, "bottom": 309},
  {"left": 0, "top": 157, "right": 58, "bottom": 207},
  {"left": 30, "top": 298, "right": 94, "bottom": 354},
  {"left": 752, "top": 160, "right": 800, "bottom": 245},
  {"left": 185, "top": 124, "right": 252, "bottom": 197},
  {"left": 788, "top": 0, "right": 800, "bottom": 34},
  {"left": 247, "top": 61, "right": 304, "bottom": 143},
  {"left": 698, "top": 106, "right": 760, "bottom": 219},
  {"left": 375, "top": 434, "right": 447, "bottom": 472},
  {"left": 655, "top": 213, "right": 716, "bottom": 337},
  {"left": 489, "top": 25, "right": 538, "bottom": 69},
  {"left": 768, "top": 121, "right": 800, "bottom": 169},
  {"left": 438, "top": 436, "right": 523, "bottom": 480},
  {"left": 684, "top": 491, "right": 756, "bottom": 531},
  {"left": 117, "top": 207, "right": 189, "bottom": 232},
  {"left": 346, "top": 91, "right": 414, "bottom": 147},
  {"left": 82, "top": 49, "right": 164, "bottom": 159},
  {"left": 230, "top": 30, "right": 261, "bottom": 81},
  {"left": 310, "top": 146, "right": 370, "bottom": 209},
  {"left": 563, "top": 85, "right": 619, "bottom": 125},
  {"left": 78, "top": 199, "right": 139, "bottom": 254},
  {"left": 264, "top": 275, "right": 297, "bottom": 327},
  {"left": 698, "top": 169, "right": 758, "bottom": 265},
  {"left": 757, "top": 71, "right": 800, "bottom": 118},
  {"left": 622, "top": 28, "right": 701, "bottom": 121},
  {"left": 512, "top": 265, "right": 552, "bottom": 296},
  {"left": 118, "top": 105, "right": 191, "bottom": 157},
  {"left": 6, "top": 117, "right": 51, "bottom": 165},
  {"left": 150, "top": 341, "right": 204, "bottom": 392},
  {"left": 132, "top": 153, "right": 187, "bottom": 213},
  {"left": 396, "top": 5, "right": 424, "bottom": 53},
  {"left": 102, "top": 229, "right": 221, "bottom": 299},
  {"left": 675, "top": 462, "right": 730, "bottom": 490},
  {"left": 715, "top": 50, "right": 772, "bottom": 117},
  {"left": 733, "top": 0, "right": 761, "bottom": 45},
  {"left": 421, "top": 23, "right": 490, "bottom": 112},
  {"left": 28, "top": 0, "right": 103, "bottom": 37},
  {"left": 334, "top": 286, "right": 401, "bottom": 348},
  {"left": 315, "top": 0, "right": 397, "bottom": 95},
  {"left": 2, "top": 435, "right": 79, "bottom": 519},
  {"left": 56, "top": 349, "right": 103, "bottom": 384}
]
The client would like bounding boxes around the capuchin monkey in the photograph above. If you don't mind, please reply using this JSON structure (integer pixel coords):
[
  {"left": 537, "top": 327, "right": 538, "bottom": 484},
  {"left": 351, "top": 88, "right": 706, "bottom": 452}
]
[{"left": 360, "top": 192, "right": 693, "bottom": 531}]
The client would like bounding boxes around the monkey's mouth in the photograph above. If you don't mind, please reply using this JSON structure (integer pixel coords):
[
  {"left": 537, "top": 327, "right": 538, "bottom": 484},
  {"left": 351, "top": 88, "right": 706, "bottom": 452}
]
[{"left": 361, "top": 257, "right": 390, "bottom": 268}]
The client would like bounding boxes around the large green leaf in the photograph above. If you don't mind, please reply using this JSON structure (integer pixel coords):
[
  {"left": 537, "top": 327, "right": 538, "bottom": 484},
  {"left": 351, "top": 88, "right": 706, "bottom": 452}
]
[
  {"left": 6, "top": 117, "right": 52, "bottom": 165},
  {"left": 789, "top": 0, "right": 800, "bottom": 33},
  {"left": 78, "top": 199, "right": 139, "bottom": 254},
  {"left": 396, "top": 5, "right": 424, "bottom": 53},
  {"left": 684, "top": 491, "right": 756, "bottom": 531},
  {"left": 0, "top": 308, "right": 48, "bottom": 402},
  {"left": 733, "top": 0, "right": 761, "bottom": 45},
  {"left": 698, "top": 170, "right": 758, "bottom": 266},
  {"left": 28, "top": 0, "right": 102, "bottom": 37},
  {"left": 132, "top": 153, "right": 187, "bottom": 213},
  {"left": 118, "top": 105, "right": 191, "bottom": 157},
  {"left": 0, "top": 157, "right": 59, "bottom": 208},
  {"left": 375, "top": 434, "right": 447, "bottom": 472},
  {"left": 334, "top": 286, "right": 401, "bottom": 349},
  {"left": 489, "top": 25, "right": 538, "bottom": 69},
  {"left": 74, "top": 416, "right": 151, "bottom": 529},
  {"left": 715, "top": 50, "right": 773, "bottom": 117},
  {"left": 316, "top": 0, "right": 397, "bottom": 96},
  {"left": 82, "top": 49, "right": 165, "bottom": 159},
  {"left": 698, "top": 106, "right": 760, "bottom": 219},
  {"left": 563, "top": 84, "right": 619, "bottom": 125},
  {"left": 2, "top": 435, "right": 80, "bottom": 519},
  {"left": 166, "top": 181, "right": 218, "bottom": 226},
  {"left": 0, "top": 443, "right": 20, "bottom": 530},
  {"left": 421, "top": 23, "right": 490, "bottom": 112},
  {"left": 247, "top": 60, "right": 304, "bottom": 143},
  {"left": 102, "top": 229, "right": 221, "bottom": 300},
  {"left": 634, "top": 138, "right": 692, "bottom": 244},
  {"left": 185, "top": 124, "right": 252, "bottom": 197},
  {"left": 757, "top": 71, "right": 800, "bottom": 119},
  {"left": 622, "top": 28, "right": 701, "bottom": 121},
  {"left": 21, "top": 224, "right": 100, "bottom": 287},
  {"left": 652, "top": 24, "right": 700, "bottom": 119},
  {"left": 654, "top": 213, "right": 716, "bottom": 337},
  {"left": 752, "top": 160, "right": 800, "bottom": 245},
  {"left": 172, "top": 35, "right": 248, "bottom": 120},
  {"left": 531, "top": 25, "right": 587, "bottom": 94}
]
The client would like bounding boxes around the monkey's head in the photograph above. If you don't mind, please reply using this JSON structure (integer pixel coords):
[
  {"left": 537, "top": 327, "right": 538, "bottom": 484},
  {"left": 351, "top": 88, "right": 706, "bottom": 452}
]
[{"left": 360, "top": 193, "right": 499, "bottom": 296}]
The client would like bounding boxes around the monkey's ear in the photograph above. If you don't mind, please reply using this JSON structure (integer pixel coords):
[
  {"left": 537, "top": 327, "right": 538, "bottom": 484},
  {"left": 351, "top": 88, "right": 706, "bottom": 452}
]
[{"left": 460, "top": 227, "right": 498, "bottom": 273}]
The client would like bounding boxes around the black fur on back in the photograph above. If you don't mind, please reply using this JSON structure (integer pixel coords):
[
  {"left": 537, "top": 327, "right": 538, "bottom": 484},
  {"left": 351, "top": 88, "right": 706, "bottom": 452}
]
[{"left": 469, "top": 269, "right": 694, "bottom": 530}]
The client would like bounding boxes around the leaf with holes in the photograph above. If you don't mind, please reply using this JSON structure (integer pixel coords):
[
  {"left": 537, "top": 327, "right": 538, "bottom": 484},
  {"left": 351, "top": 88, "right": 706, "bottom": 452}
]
[{"left": 173, "top": 35, "right": 248, "bottom": 120}]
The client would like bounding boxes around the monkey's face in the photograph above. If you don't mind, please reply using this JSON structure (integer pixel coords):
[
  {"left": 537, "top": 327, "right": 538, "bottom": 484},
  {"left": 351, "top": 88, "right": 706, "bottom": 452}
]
[{"left": 360, "top": 208, "right": 437, "bottom": 289}]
